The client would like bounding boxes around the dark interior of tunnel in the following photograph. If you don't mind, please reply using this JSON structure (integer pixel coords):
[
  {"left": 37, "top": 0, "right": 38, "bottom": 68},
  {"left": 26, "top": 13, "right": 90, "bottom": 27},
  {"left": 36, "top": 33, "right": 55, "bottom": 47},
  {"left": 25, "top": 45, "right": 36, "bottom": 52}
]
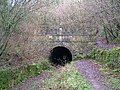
[{"left": 49, "top": 46, "right": 72, "bottom": 66}]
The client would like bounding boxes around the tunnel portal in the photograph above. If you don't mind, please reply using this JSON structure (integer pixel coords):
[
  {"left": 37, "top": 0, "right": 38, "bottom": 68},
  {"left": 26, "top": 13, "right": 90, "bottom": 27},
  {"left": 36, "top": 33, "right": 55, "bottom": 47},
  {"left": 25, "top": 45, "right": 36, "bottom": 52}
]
[{"left": 49, "top": 46, "right": 72, "bottom": 66}]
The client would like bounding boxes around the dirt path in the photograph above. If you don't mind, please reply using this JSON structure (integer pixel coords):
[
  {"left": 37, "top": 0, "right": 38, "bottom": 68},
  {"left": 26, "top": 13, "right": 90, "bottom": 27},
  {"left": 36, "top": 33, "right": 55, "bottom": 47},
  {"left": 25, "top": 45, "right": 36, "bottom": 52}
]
[
  {"left": 96, "top": 38, "right": 120, "bottom": 49},
  {"left": 76, "top": 60, "right": 112, "bottom": 90},
  {"left": 11, "top": 60, "right": 112, "bottom": 90},
  {"left": 11, "top": 72, "right": 51, "bottom": 90}
]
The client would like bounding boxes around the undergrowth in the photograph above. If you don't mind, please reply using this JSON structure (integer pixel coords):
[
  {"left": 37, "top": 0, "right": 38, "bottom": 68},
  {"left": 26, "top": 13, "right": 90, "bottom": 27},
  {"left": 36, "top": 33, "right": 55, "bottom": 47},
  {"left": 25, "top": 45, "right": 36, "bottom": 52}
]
[
  {"left": 42, "top": 62, "right": 92, "bottom": 90},
  {"left": 75, "top": 47, "right": 120, "bottom": 89},
  {"left": 86, "top": 47, "right": 120, "bottom": 90},
  {"left": 0, "top": 60, "right": 51, "bottom": 90},
  {"left": 87, "top": 47, "right": 120, "bottom": 70},
  {"left": 108, "top": 77, "right": 120, "bottom": 89}
]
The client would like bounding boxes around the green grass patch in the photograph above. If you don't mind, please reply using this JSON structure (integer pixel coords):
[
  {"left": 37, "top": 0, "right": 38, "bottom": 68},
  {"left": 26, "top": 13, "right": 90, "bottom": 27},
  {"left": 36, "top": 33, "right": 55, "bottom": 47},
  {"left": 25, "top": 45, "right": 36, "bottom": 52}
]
[
  {"left": 87, "top": 47, "right": 120, "bottom": 70},
  {"left": 108, "top": 77, "right": 120, "bottom": 89},
  {"left": 74, "top": 53, "right": 86, "bottom": 61},
  {"left": 0, "top": 61, "right": 51, "bottom": 90},
  {"left": 42, "top": 62, "right": 92, "bottom": 90}
]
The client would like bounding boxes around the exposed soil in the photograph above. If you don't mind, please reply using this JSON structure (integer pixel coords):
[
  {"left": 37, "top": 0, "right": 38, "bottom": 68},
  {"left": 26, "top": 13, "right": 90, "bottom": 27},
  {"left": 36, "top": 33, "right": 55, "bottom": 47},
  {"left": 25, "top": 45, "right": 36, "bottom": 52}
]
[
  {"left": 96, "top": 38, "right": 120, "bottom": 49},
  {"left": 10, "top": 72, "right": 51, "bottom": 90},
  {"left": 10, "top": 38, "right": 119, "bottom": 90},
  {"left": 76, "top": 60, "right": 112, "bottom": 90},
  {"left": 10, "top": 60, "right": 113, "bottom": 90}
]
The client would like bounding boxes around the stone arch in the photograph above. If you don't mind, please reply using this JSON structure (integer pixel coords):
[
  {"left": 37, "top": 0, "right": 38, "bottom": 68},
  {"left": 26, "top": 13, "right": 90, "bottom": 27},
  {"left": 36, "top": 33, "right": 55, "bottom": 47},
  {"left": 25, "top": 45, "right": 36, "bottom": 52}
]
[{"left": 49, "top": 46, "right": 72, "bottom": 66}]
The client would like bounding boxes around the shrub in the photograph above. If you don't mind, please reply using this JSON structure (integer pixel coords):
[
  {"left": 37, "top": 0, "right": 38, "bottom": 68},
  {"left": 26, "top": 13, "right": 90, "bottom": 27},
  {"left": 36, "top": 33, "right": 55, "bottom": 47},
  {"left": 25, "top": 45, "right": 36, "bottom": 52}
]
[
  {"left": 0, "top": 61, "right": 51, "bottom": 90},
  {"left": 101, "top": 23, "right": 120, "bottom": 44},
  {"left": 88, "top": 47, "right": 120, "bottom": 69},
  {"left": 73, "top": 53, "right": 85, "bottom": 60}
]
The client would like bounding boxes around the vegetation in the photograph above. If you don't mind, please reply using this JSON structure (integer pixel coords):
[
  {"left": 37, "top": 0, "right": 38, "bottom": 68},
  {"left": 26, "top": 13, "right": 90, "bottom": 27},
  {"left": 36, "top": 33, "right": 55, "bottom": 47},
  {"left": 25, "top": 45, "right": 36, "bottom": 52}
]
[
  {"left": 108, "top": 77, "right": 120, "bottom": 89},
  {"left": 0, "top": 0, "right": 120, "bottom": 90},
  {"left": 88, "top": 47, "right": 120, "bottom": 70},
  {"left": 96, "top": 0, "right": 120, "bottom": 43},
  {"left": 101, "top": 23, "right": 120, "bottom": 44},
  {"left": 86, "top": 47, "right": 120, "bottom": 89},
  {"left": 43, "top": 63, "right": 92, "bottom": 90},
  {"left": 0, "top": 0, "right": 34, "bottom": 60},
  {"left": 0, "top": 60, "right": 93, "bottom": 90},
  {"left": 75, "top": 47, "right": 120, "bottom": 89},
  {"left": 0, "top": 60, "right": 51, "bottom": 90}
]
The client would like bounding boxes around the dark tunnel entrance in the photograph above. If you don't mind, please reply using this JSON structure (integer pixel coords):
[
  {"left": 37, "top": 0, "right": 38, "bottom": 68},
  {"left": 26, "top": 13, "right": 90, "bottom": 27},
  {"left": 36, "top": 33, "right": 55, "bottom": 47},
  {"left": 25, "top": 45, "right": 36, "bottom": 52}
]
[{"left": 49, "top": 46, "right": 72, "bottom": 66}]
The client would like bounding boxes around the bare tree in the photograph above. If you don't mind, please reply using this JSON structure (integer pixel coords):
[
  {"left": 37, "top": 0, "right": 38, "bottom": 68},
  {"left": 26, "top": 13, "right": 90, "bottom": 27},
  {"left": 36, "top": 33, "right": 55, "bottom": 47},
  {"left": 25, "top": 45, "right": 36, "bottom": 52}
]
[
  {"left": 0, "top": 0, "right": 38, "bottom": 58},
  {"left": 94, "top": 0, "right": 120, "bottom": 43}
]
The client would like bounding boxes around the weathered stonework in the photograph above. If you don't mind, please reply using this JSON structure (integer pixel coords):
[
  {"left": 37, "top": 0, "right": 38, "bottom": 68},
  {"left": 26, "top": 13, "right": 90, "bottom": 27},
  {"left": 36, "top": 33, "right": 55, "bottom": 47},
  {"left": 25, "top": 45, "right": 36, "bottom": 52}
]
[
  {"left": 10, "top": 0, "right": 103, "bottom": 62},
  {"left": 25, "top": 25, "right": 97, "bottom": 60}
]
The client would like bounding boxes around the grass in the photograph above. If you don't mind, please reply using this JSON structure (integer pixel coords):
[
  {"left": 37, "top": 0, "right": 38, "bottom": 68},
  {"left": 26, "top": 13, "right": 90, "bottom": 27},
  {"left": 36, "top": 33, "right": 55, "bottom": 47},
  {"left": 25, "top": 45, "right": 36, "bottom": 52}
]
[
  {"left": 85, "top": 47, "right": 120, "bottom": 90},
  {"left": 75, "top": 47, "right": 120, "bottom": 90},
  {"left": 0, "top": 60, "right": 51, "bottom": 90},
  {"left": 42, "top": 62, "right": 92, "bottom": 90},
  {"left": 73, "top": 53, "right": 86, "bottom": 61},
  {"left": 0, "top": 60, "right": 92, "bottom": 90},
  {"left": 87, "top": 47, "right": 120, "bottom": 70},
  {"left": 108, "top": 77, "right": 120, "bottom": 89},
  {"left": 100, "top": 66, "right": 120, "bottom": 90}
]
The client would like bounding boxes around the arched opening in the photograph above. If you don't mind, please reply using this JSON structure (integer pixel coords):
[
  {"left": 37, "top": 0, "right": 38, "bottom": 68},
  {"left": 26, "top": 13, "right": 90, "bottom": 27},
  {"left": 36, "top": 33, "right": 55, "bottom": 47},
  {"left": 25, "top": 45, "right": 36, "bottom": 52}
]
[{"left": 49, "top": 46, "right": 72, "bottom": 66}]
